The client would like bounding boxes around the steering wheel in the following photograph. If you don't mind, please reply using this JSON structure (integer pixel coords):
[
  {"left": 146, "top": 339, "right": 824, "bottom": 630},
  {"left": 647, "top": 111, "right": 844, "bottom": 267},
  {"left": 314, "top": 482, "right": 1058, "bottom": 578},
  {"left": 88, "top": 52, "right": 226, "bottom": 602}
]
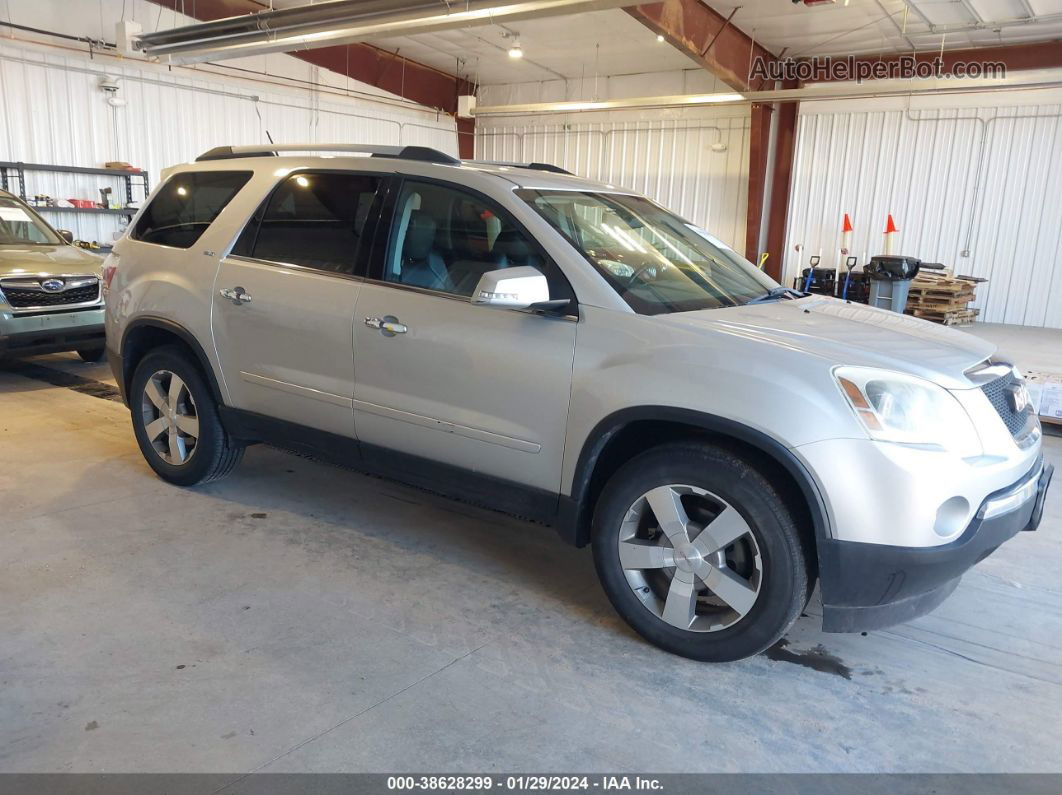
[{"left": 623, "top": 264, "right": 662, "bottom": 287}]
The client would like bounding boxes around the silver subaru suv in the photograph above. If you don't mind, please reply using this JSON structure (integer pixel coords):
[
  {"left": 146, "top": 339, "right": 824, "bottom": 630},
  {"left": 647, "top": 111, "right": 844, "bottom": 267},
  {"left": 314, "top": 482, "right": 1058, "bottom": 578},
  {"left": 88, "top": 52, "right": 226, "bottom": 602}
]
[
  {"left": 105, "top": 144, "right": 1053, "bottom": 662},
  {"left": 1, "top": 190, "right": 105, "bottom": 361}
]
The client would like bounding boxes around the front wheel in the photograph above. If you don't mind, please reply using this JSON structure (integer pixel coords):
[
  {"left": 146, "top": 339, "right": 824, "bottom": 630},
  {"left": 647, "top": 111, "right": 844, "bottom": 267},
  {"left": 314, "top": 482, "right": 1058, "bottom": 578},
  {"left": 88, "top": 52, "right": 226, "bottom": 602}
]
[
  {"left": 77, "top": 347, "right": 105, "bottom": 362},
  {"left": 592, "top": 442, "right": 811, "bottom": 662},
  {"left": 129, "top": 347, "right": 244, "bottom": 486}
]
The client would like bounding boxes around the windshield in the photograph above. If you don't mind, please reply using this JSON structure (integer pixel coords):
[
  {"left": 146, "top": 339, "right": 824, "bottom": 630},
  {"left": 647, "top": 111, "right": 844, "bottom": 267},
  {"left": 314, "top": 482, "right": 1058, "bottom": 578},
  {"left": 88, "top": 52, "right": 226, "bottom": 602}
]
[
  {"left": 0, "top": 197, "right": 62, "bottom": 246},
  {"left": 517, "top": 189, "right": 777, "bottom": 314}
]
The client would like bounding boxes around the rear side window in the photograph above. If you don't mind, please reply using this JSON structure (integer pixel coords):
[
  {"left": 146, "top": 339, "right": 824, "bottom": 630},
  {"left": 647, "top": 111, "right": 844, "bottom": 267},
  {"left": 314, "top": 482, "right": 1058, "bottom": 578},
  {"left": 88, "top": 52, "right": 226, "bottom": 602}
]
[
  {"left": 233, "top": 172, "right": 382, "bottom": 274},
  {"left": 132, "top": 171, "right": 251, "bottom": 249}
]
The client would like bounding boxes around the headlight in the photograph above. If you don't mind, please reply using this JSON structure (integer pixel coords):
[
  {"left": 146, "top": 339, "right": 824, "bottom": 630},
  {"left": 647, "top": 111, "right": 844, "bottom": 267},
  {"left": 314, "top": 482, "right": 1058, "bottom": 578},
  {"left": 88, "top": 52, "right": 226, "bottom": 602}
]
[{"left": 834, "top": 366, "right": 982, "bottom": 457}]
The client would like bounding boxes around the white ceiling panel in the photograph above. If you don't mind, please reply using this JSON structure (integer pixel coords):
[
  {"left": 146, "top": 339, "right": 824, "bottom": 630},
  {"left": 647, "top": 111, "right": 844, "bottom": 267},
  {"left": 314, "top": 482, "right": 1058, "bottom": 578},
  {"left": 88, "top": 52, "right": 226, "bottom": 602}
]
[
  {"left": 914, "top": 0, "right": 978, "bottom": 26},
  {"left": 702, "top": 0, "right": 1062, "bottom": 57},
  {"left": 368, "top": 11, "right": 695, "bottom": 85},
  {"left": 199, "top": 1, "right": 1062, "bottom": 85}
]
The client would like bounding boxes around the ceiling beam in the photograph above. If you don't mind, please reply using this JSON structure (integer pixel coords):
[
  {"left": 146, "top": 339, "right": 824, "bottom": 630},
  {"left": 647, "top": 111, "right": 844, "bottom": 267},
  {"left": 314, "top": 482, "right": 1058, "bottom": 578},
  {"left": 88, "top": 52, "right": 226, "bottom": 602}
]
[
  {"left": 619, "top": 1, "right": 787, "bottom": 265},
  {"left": 146, "top": 0, "right": 476, "bottom": 156},
  {"left": 809, "top": 40, "right": 1062, "bottom": 81},
  {"left": 624, "top": 0, "right": 779, "bottom": 92}
]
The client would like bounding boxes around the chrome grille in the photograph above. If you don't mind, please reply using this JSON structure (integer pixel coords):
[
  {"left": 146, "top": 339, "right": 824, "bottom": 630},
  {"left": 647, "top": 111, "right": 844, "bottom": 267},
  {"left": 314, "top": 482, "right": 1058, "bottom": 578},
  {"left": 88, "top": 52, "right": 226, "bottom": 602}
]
[
  {"left": 1, "top": 277, "right": 100, "bottom": 309},
  {"left": 980, "top": 371, "right": 1033, "bottom": 436}
]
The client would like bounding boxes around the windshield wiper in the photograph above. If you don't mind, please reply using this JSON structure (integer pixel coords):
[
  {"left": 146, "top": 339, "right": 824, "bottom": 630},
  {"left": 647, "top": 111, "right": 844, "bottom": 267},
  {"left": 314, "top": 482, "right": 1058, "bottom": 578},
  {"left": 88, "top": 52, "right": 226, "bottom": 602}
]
[{"left": 746, "top": 286, "right": 806, "bottom": 304}]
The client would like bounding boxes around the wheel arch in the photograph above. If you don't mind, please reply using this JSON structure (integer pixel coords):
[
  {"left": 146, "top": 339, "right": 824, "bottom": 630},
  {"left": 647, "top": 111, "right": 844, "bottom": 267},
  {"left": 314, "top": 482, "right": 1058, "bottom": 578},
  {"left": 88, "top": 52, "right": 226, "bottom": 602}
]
[
  {"left": 558, "top": 407, "right": 831, "bottom": 555},
  {"left": 119, "top": 318, "right": 225, "bottom": 406}
]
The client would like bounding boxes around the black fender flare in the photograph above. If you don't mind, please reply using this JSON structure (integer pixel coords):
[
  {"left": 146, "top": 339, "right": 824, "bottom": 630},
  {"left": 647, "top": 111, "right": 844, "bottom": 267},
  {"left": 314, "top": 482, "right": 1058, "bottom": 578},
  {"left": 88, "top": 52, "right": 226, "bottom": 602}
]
[
  {"left": 557, "top": 406, "right": 832, "bottom": 549},
  {"left": 118, "top": 317, "right": 226, "bottom": 405}
]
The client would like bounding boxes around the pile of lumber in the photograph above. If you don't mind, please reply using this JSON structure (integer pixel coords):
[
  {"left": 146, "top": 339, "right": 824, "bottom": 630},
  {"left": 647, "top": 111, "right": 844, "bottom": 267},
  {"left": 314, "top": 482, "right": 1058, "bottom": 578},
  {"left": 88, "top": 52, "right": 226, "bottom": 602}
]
[{"left": 904, "top": 271, "right": 983, "bottom": 326}]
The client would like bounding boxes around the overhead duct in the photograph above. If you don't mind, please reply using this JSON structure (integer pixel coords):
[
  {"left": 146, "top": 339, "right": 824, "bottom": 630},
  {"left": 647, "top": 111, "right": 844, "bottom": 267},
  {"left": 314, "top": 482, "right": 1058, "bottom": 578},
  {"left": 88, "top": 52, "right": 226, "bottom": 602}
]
[
  {"left": 136, "top": 0, "right": 638, "bottom": 64},
  {"left": 469, "top": 75, "right": 1062, "bottom": 115}
]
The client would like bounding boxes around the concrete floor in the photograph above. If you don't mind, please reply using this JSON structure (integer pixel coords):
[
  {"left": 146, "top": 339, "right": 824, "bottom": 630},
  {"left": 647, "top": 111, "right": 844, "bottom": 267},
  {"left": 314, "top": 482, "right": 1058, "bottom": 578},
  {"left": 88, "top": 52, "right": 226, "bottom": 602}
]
[
  {"left": 2, "top": 330, "right": 1062, "bottom": 775},
  {"left": 965, "top": 322, "right": 1062, "bottom": 373}
]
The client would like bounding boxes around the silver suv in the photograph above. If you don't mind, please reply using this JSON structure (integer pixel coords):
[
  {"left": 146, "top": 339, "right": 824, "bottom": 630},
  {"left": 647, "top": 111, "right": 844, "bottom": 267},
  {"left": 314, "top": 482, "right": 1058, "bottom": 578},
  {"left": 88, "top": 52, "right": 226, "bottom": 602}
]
[
  {"left": 105, "top": 144, "right": 1053, "bottom": 662},
  {"left": 0, "top": 190, "right": 105, "bottom": 361}
]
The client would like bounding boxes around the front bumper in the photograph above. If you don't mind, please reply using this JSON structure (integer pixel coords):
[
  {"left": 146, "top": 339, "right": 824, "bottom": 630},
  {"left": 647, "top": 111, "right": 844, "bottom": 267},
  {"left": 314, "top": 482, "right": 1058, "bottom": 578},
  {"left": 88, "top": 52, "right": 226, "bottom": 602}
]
[
  {"left": 0, "top": 306, "right": 105, "bottom": 357},
  {"left": 819, "top": 459, "right": 1053, "bottom": 632}
]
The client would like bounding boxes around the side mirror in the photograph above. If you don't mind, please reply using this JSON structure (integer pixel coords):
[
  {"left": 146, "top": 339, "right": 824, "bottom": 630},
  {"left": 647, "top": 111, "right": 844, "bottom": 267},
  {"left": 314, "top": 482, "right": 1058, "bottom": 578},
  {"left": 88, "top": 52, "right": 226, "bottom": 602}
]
[
  {"left": 57, "top": 229, "right": 74, "bottom": 244},
  {"left": 471, "top": 266, "right": 549, "bottom": 310}
]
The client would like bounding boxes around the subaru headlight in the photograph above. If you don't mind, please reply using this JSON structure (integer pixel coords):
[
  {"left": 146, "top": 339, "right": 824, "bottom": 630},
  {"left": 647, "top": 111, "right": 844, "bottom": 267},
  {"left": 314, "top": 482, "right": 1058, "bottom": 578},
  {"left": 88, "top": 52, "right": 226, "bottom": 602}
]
[{"left": 834, "top": 367, "right": 982, "bottom": 457}]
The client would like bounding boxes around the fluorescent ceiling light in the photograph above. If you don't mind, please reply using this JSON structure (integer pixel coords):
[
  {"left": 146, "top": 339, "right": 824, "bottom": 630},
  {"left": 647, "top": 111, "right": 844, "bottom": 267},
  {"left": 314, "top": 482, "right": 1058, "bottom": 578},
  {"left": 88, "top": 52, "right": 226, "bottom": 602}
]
[
  {"left": 470, "top": 76, "right": 1062, "bottom": 115},
  {"left": 684, "top": 93, "right": 745, "bottom": 103}
]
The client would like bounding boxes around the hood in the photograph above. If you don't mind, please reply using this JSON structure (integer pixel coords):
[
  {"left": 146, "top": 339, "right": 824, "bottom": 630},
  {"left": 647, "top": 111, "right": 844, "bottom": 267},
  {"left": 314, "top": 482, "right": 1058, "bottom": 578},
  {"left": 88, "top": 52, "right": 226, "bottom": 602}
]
[
  {"left": 0, "top": 244, "right": 103, "bottom": 278},
  {"left": 658, "top": 295, "right": 995, "bottom": 389}
]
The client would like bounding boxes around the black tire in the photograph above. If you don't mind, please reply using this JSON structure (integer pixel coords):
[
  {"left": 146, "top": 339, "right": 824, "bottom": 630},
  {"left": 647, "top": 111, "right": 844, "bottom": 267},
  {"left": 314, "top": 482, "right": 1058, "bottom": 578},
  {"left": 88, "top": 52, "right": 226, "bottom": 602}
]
[
  {"left": 592, "top": 442, "right": 811, "bottom": 663},
  {"left": 77, "top": 347, "right": 105, "bottom": 362},
  {"left": 129, "top": 346, "right": 244, "bottom": 486}
]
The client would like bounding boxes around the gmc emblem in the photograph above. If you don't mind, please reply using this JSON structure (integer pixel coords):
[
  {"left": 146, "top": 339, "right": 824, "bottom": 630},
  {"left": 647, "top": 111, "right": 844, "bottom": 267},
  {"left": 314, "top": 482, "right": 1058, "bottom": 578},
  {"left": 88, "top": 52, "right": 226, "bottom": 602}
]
[{"left": 1007, "top": 383, "right": 1030, "bottom": 414}]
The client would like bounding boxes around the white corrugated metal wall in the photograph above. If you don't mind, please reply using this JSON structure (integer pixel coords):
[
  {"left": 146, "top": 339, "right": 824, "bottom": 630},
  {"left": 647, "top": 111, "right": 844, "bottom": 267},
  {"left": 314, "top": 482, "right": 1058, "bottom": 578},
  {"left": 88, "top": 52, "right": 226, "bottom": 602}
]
[
  {"left": 474, "top": 72, "right": 750, "bottom": 250},
  {"left": 475, "top": 116, "right": 750, "bottom": 249},
  {"left": 0, "top": 41, "right": 456, "bottom": 245},
  {"left": 784, "top": 92, "right": 1062, "bottom": 329}
]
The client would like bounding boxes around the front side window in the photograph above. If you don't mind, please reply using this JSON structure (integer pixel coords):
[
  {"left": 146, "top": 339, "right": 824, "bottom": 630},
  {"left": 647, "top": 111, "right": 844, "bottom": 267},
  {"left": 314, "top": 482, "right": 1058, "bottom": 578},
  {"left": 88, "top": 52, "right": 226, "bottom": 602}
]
[
  {"left": 384, "top": 180, "right": 572, "bottom": 301},
  {"left": 518, "top": 189, "right": 777, "bottom": 315},
  {"left": 235, "top": 172, "right": 382, "bottom": 275},
  {"left": 0, "top": 197, "right": 62, "bottom": 246},
  {"left": 132, "top": 170, "right": 251, "bottom": 249}
]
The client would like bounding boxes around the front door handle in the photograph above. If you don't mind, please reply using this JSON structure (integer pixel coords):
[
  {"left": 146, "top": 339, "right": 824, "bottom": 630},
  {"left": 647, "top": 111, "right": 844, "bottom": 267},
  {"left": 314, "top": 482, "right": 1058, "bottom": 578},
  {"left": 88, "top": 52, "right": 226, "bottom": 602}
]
[
  {"left": 364, "top": 315, "right": 407, "bottom": 336},
  {"left": 220, "top": 286, "right": 252, "bottom": 304}
]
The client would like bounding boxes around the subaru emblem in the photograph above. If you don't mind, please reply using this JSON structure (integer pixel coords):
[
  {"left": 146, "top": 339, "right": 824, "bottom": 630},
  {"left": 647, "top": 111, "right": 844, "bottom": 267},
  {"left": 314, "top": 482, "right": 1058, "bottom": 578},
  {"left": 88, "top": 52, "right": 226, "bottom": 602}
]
[{"left": 40, "top": 278, "right": 65, "bottom": 293}]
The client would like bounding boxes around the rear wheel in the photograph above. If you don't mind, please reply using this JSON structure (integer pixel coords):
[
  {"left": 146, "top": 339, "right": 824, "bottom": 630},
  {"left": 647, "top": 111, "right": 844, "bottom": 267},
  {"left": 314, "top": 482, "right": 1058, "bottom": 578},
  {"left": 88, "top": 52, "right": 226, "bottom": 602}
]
[
  {"left": 130, "top": 347, "right": 244, "bottom": 486},
  {"left": 592, "top": 442, "right": 811, "bottom": 662},
  {"left": 77, "top": 347, "right": 105, "bottom": 362}
]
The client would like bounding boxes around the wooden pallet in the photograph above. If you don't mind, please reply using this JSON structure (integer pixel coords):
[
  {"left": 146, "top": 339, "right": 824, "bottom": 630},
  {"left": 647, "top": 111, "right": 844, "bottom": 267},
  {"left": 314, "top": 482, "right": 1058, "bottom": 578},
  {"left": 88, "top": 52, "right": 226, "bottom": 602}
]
[
  {"left": 904, "top": 271, "right": 982, "bottom": 325},
  {"left": 909, "top": 295, "right": 975, "bottom": 310},
  {"left": 908, "top": 307, "right": 980, "bottom": 326}
]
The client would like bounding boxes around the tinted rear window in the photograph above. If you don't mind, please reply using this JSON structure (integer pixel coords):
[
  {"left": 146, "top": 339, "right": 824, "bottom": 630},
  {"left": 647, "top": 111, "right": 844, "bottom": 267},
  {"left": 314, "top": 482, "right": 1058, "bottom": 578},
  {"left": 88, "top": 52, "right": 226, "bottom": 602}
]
[
  {"left": 132, "top": 171, "right": 251, "bottom": 248},
  {"left": 233, "top": 172, "right": 382, "bottom": 274}
]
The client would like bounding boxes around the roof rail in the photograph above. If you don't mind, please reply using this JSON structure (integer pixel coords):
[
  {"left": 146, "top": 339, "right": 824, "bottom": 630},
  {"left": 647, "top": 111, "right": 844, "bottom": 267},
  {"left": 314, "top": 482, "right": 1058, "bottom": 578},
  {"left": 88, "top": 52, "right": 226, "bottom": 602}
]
[
  {"left": 468, "top": 160, "right": 573, "bottom": 175},
  {"left": 195, "top": 144, "right": 460, "bottom": 165}
]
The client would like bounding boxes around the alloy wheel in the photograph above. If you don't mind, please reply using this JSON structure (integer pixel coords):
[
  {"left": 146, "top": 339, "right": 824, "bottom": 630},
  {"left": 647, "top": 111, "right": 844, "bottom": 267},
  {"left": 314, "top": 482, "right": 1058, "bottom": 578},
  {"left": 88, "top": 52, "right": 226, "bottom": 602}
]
[
  {"left": 140, "top": 369, "right": 200, "bottom": 465},
  {"left": 618, "top": 484, "right": 763, "bottom": 632}
]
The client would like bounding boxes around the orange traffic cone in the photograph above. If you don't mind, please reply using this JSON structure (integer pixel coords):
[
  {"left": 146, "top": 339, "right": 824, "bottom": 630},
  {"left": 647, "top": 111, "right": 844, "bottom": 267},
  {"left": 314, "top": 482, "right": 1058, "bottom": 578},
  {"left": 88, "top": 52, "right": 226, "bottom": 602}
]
[{"left": 884, "top": 214, "right": 898, "bottom": 255}]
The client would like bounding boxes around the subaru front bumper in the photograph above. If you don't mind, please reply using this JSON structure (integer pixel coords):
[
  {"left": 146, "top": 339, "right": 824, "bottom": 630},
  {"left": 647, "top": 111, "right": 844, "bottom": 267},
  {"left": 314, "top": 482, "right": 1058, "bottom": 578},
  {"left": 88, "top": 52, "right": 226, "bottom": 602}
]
[{"left": 0, "top": 305, "right": 105, "bottom": 357}]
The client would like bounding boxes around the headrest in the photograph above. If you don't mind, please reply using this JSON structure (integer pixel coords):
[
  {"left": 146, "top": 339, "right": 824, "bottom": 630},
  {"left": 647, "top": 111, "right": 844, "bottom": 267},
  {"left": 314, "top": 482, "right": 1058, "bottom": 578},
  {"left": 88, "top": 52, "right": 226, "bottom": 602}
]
[
  {"left": 495, "top": 228, "right": 532, "bottom": 263},
  {"left": 452, "top": 209, "right": 491, "bottom": 254},
  {"left": 404, "top": 211, "right": 437, "bottom": 260}
]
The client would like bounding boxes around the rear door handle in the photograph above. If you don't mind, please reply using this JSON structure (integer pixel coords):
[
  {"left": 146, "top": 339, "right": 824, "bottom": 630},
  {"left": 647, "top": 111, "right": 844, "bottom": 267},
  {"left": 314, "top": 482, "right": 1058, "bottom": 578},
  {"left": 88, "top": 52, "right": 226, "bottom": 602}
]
[
  {"left": 220, "top": 286, "right": 252, "bottom": 304},
  {"left": 365, "top": 315, "right": 407, "bottom": 336}
]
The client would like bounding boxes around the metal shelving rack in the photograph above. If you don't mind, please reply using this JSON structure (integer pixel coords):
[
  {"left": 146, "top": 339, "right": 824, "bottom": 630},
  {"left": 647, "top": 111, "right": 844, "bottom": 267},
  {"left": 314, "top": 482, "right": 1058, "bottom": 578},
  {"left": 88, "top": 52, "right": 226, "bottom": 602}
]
[{"left": 0, "top": 160, "right": 150, "bottom": 215}]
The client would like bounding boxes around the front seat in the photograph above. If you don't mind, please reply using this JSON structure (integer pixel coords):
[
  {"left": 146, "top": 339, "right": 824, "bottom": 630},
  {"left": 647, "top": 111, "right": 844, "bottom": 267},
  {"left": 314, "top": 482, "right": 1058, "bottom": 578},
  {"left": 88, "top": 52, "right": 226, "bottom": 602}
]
[
  {"left": 400, "top": 212, "right": 451, "bottom": 291},
  {"left": 493, "top": 228, "right": 543, "bottom": 270}
]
